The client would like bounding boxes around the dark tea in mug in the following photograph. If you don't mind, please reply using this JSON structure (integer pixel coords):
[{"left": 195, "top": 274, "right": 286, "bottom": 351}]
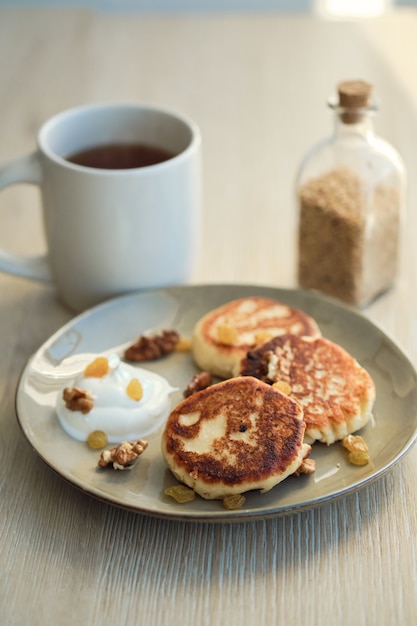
[{"left": 66, "top": 143, "right": 175, "bottom": 169}]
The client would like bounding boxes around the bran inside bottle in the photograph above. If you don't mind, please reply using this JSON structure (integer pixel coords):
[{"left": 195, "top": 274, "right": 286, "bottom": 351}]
[{"left": 297, "top": 80, "right": 404, "bottom": 307}]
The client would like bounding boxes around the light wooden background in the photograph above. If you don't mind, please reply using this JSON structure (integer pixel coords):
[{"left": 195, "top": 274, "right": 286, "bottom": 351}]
[{"left": 1, "top": 7, "right": 417, "bottom": 625}]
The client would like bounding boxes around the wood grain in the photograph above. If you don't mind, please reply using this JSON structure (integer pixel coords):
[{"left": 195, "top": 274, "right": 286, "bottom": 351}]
[{"left": 1, "top": 7, "right": 417, "bottom": 625}]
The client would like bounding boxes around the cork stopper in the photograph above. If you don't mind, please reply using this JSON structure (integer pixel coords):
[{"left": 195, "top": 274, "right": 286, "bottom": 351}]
[{"left": 337, "top": 80, "right": 373, "bottom": 123}]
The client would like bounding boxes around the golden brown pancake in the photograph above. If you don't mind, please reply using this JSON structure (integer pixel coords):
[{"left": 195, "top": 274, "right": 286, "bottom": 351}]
[
  {"left": 192, "top": 296, "right": 321, "bottom": 379},
  {"left": 238, "top": 334, "right": 375, "bottom": 445},
  {"left": 161, "top": 376, "right": 311, "bottom": 499}
]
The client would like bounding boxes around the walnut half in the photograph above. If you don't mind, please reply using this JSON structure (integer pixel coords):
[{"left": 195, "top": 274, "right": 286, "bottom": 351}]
[
  {"left": 124, "top": 330, "right": 180, "bottom": 362},
  {"left": 294, "top": 458, "right": 316, "bottom": 476},
  {"left": 98, "top": 439, "right": 148, "bottom": 470},
  {"left": 183, "top": 371, "right": 213, "bottom": 397},
  {"left": 63, "top": 387, "right": 93, "bottom": 414}
]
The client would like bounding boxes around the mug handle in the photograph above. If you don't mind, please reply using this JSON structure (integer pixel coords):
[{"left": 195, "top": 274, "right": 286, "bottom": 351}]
[{"left": 0, "top": 152, "right": 52, "bottom": 281}]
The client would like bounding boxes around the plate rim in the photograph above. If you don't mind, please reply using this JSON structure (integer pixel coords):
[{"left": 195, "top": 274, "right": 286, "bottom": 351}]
[{"left": 15, "top": 283, "right": 417, "bottom": 522}]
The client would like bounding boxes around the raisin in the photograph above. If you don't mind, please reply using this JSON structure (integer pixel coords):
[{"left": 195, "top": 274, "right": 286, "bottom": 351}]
[
  {"left": 223, "top": 494, "right": 246, "bottom": 510},
  {"left": 84, "top": 357, "right": 109, "bottom": 378},
  {"left": 87, "top": 430, "right": 108, "bottom": 450},
  {"left": 348, "top": 451, "right": 370, "bottom": 466},
  {"left": 126, "top": 378, "right": 143, "bottom": 401},
  {"left": 164, "top": 485, "right": 196, "bottom": 503}
]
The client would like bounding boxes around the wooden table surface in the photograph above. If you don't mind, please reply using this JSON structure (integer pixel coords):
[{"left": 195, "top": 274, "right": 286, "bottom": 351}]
[{"left": 1, "top": 6, "right": 417, "bottom": 625}]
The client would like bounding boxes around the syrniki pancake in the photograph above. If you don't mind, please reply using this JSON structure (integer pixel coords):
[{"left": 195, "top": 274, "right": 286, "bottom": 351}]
[
  {"left": 238, "top": 334, "right": 375, "bottom": 445},
  {"left": 161, "top": 376, "right": 311, "bottom": 500},
  {"left": 192, "top": 296, "right": 321, "bottom": 379}
]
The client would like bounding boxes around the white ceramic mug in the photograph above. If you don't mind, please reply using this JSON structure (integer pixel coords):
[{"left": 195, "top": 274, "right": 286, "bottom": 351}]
[{"left": 0, "top": 103, "right": 202, "bottom": 311}]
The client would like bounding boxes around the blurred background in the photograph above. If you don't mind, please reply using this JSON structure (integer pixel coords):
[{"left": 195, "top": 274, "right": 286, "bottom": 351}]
[
  {"left": 0, "top": 0, "right": 416, "bottom": 18},
  {"left": 1, "top": 0, "right": 416, "bottom": 295}
]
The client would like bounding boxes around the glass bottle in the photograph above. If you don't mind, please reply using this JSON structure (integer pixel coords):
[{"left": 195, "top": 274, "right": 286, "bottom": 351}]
[{"left": 296, "top": 80, "right": 406, "bottom": 308}]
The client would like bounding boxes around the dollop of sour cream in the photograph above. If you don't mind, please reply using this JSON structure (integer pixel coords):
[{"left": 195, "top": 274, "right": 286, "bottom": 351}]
[{"left": 56, "top": 354, "right": 176, "bottom": 443}]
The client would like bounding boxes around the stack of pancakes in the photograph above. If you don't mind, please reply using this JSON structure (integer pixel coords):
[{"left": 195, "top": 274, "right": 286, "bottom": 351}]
[{"left": 162, "top": 296, "right": 375, "bottom": 500}]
